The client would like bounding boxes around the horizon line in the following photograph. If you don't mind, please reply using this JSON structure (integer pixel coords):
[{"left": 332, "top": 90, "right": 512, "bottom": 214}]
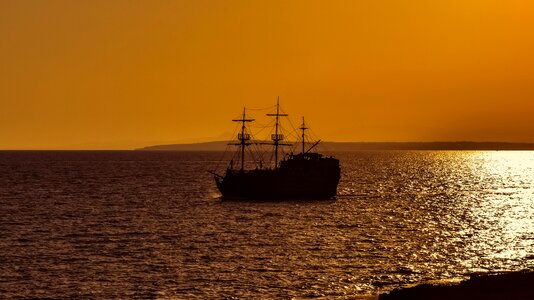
[{"left": 3, "top": 140, "right": 534, "bottom": 151}]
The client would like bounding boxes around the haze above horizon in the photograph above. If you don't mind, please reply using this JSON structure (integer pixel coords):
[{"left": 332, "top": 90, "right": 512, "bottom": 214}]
[{"left": 1, "top": 1, "right": 533, "bottom": 150}]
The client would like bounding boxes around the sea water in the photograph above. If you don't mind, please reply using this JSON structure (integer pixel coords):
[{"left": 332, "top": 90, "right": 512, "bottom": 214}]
[{"left": 1, "top": 151, "right": 532, "bottom": 298}]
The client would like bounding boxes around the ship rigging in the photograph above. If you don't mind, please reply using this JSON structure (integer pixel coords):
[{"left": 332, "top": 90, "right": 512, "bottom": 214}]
[{"left": 211, "top": 98, "right": 341, "bottom": 199}]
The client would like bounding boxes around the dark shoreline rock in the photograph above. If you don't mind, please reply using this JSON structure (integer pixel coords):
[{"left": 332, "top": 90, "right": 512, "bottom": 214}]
[{"left": 379, "top": 269, "right": 534, "bottom": 300}]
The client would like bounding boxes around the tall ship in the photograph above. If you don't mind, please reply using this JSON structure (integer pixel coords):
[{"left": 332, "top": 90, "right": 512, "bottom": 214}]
[{"left": 211, "top": 99, "right": 341, "bottom": 199}]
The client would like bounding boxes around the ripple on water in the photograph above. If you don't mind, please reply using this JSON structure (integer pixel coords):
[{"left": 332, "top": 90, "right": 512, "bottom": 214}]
[{"left": 0, "top": 150, "right": 532, "bottom": 298}]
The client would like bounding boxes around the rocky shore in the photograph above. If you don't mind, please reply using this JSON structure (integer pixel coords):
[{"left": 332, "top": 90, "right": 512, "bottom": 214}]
[{"left": 379, "top": 269, "right": 534, "bottom": 300}]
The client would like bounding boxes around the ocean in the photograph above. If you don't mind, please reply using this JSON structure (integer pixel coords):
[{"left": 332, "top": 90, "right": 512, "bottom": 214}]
[{"left": 1, "top": 150, "right": 532, "bottom": 298}]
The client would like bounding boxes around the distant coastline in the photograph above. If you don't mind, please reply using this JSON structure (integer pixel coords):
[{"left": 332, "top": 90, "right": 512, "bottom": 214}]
[{"left": 136, "top": 141, "right": 534, "bottom": 151}]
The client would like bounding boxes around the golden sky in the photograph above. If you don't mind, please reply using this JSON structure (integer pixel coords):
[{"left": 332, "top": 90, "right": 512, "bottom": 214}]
[{"left": 1, "top": 0, "right": 533, "bottom": 149}]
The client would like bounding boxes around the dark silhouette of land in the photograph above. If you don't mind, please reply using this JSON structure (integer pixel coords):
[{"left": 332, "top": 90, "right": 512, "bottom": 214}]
[
  {"left": 136, "top": 141, "right": 534, "bottom": 151},
  {"left": 379, "top": 269, "right": 534, "bottom": 300}
]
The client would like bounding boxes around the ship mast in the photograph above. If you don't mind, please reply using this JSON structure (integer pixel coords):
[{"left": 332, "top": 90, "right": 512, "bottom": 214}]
[
  {"left": 232, "top": 107, "right": 254, "bottom": 171},
  {"left": 300, "top": 117, "right": 308, "bottom": 154},
  {"left": 266, "top": 97, "right": 288, "bottom": 169}
]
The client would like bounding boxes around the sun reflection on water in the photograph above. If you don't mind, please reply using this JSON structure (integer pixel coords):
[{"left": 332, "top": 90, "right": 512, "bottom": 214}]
[{"left": 459, "top": 151, "right": 534, "bottom": 272}]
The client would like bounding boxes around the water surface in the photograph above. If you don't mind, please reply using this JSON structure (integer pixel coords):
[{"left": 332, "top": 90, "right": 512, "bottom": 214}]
[{"left": 0, "top": 151, "right": 532, "bottom": 298}]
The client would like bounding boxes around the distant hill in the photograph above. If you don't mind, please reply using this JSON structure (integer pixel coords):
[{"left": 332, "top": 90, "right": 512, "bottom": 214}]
[
  {"left": 137, "top": 141, "right": 227, "bottom": 151},
  {"left": 136, "top": 141, "right": 534, "bottom": 151}
]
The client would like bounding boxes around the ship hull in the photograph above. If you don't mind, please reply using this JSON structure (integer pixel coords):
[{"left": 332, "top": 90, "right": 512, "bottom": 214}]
[{"left": 215, "top": 155, "right": 341, "bottom": 199}]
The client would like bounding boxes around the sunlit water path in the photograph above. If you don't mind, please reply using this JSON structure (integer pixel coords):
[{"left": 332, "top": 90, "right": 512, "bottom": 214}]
[{"left": 1, "top": 151, "right": 532, "bottom": 298}]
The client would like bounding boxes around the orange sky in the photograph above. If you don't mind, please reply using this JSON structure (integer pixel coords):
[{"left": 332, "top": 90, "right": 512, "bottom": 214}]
[{"left": 1, "top": 0, "right": 533, "bottom": 149}]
